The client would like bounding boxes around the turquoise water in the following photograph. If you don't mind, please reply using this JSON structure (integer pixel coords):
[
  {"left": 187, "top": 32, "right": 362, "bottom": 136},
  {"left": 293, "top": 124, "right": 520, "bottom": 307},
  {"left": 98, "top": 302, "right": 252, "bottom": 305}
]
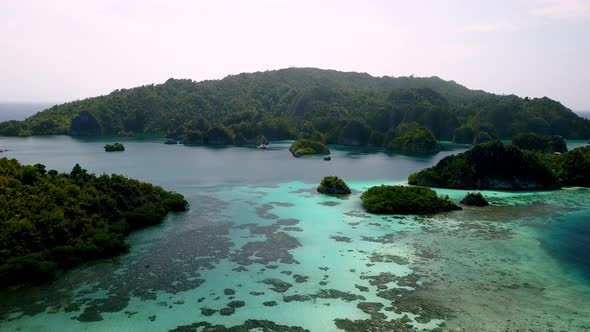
[
  {"left": 543, "top": 209, "right": 590, "bottom": 281},
  {"left": 0, "top": 136, "right": 589, "bottom": 331}
]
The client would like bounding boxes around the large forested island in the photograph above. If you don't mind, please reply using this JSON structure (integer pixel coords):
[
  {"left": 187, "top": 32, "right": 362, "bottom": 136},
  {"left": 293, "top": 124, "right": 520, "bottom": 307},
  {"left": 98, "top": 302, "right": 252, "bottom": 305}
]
[
  {"left": 0, "top": 68, "right": 588, "bottom": 154},
  {"left": 0, "top": 158, "right": 188, "bottom": 286}
]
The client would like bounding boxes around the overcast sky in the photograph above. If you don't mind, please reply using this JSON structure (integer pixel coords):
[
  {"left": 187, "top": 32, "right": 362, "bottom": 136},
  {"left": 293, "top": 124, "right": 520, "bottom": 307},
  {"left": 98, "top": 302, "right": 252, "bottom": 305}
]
[{"left": 1, "top": 0, "right": 589, "bottom": 110}]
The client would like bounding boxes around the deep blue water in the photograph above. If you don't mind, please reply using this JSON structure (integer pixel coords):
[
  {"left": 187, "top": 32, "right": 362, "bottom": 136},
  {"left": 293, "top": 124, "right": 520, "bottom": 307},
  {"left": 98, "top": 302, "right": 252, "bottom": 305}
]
[{"left": 544, "top": 210, "right": 590, "bottom": 281}]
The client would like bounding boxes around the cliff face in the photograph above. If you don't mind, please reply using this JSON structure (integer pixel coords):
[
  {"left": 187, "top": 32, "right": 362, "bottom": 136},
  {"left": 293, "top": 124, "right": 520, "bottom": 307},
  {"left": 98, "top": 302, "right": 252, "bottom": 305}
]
[{"left": 70, "top": 111, "right": 102, "bottom": 136}]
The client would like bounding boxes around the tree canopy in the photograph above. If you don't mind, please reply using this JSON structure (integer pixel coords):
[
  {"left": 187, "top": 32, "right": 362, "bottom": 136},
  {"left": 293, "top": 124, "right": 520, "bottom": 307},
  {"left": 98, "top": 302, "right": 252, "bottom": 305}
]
[
  {"left": 104, "top": 143, "right": 125, "bottom": 152},
  {"left": 512, "top": 133, "right": 567, "bottom": 153},
  {"left": 361, "top": 185, "right": 461, "bottom": 215},
  {"left": 289, "top": 139, "right": 330, "bottom": 157},
  {"left": 1, "top": 68, "right": 588, "bottom": 146},
  {"left": 317, "top": 176, "right": 351, "bottom": 195},
  {"left": 385, "top": 123, "right": 441, "bottom": 154},
  {"left": 409, "top": 141, "right": 590, "bottom": 190},
  {"left": 0, "top": 158, "right": 188, "bottom": 286}
]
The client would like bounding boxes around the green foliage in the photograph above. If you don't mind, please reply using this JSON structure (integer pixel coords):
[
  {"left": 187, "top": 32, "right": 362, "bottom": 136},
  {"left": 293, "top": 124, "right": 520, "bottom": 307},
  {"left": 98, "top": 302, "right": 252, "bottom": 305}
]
[
  {"left": 71, "top": 111, "right": 102, "bottom": 136},
  {"left": 0, "top": 121, "right": 32, "bottom": 137},
  {"left": 289, "top": 139, "right": 330, "bottom": 157},
  {"left": 385, "top": 123, "right": 441, "bottom": 154},
  {"left": 183, "top": 130, "right": 204, "bottom": 145},
  {"left": 474, "top": 131, "right": 494, "bottom": 144},
  {"left": 547, "top": 146, "right": 590, "bottom": 187},
  {"left": 460, "top": 192, "right": 489, "bottom": 206},
  {"left": 452, "top": 126, "right": 475, "bottom": 144},
  {"left": 0, "top": 158, "right": 188, "bottom": 286},
  {"left": 104, "top": 143, "right": 125, "bottom": 152},
  {"left": 408, "top": 141, "right": 589, "bottom": 190},
  {"left": 317, "top": 176, "right": 351, "bottom": 195},
  {"left": 205, "top": 125, "right": 235, "bottom": 145},
  {"left": 338, "top": 120, "right": 371, "bottom": 146},
  {"left": 361, "top": 185, "right": 461, "bottom": 214},
  {"left": 512, "top": 132, "right": 568, "bottom": 153},
  {"left": 368, "top": 131, "right": 385, "bottom": 147},
  {"left": 1, "top": 68, "right": 588, "bottom": 143},
  {"left": 385, "top": 88, "right": 458, "bottom": 139}
]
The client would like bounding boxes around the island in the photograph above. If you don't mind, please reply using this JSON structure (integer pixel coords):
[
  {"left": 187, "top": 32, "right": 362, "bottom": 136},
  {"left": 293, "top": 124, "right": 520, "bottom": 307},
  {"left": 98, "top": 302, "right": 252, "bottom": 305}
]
[
  {"left": 1, "top": 68, "right": 588, "bottom": 149},
  {"left": 409, "top": 141, "right": 590, "bottom": 190},
  {"left": 317, "top": 176, "right": 351, "bottom": 195},
  {"left": 460, "top": 192, "right": 489, "bottom": 206},
  {"left": 289, "top": 139, "right": 330, "bottom": 157},
  {"left": 512, "top": 132, "right": 567, "bottom": 153},
  {"left": 0, "top": 158, "right": 188, "bottom": 286},
  {"left": 104, "top": 142, "right": 125, "bottom": 152},
  {"left": 361, "top": 185, "right": 461, "bottom": 215},
  {"left": 385, "top": 123, "right": 441, "bottom": 154}
]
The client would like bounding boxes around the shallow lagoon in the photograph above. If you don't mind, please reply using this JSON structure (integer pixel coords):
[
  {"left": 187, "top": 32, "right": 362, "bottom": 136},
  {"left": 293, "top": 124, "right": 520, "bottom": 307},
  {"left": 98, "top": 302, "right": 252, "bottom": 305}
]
[{"left": 0, "top": 136, "right": 589, "bottom": 331}]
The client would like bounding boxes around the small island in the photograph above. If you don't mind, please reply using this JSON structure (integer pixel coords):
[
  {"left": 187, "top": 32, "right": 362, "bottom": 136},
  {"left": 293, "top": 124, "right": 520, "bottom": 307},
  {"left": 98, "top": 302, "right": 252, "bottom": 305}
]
[
  {"left": 386, "top": 123, "right": 441, "bottom": 154},
  {"left": 460, "top": 192, "right": 489, "bottom": 206},
  {"left": 289, "top": 139, "right": 330, "bottom": 157},
  {"left": 361, "top": 185, "right": 461, "bottom": 215},
  {"left": 317, "top": 176, "right": 351, "bottom": 195},
  {"left": 104, "top": 142, "right": 125, "bottom": 152},
  {"left": 409, "top": 141, "right": 590, "bottom": 190}
]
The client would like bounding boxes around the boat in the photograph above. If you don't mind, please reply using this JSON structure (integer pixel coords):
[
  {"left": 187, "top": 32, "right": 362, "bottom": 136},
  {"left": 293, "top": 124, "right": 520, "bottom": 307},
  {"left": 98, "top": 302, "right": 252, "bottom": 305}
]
[
  {"left": 323, "top": 156, "right": 331, "bottom": 161},
  {"left": 257, "top": 135, "right": 268, "bottom": 149}
]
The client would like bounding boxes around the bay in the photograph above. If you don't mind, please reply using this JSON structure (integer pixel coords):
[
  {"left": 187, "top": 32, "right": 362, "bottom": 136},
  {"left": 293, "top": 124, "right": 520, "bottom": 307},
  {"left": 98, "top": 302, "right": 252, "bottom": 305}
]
[{"left": 0, "top": 136, "right": 589, "bottom": 331}]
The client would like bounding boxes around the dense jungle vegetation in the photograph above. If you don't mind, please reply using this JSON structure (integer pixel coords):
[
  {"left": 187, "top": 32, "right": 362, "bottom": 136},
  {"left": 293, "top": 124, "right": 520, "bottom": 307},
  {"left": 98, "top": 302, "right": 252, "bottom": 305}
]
[
  {"left": 317, "top": 176, "right": 351, "bottom": 195},
  {"left": 409, "top": 141, "right": 590, "bottom": 190},
  {"left": 1, "top": 68, "right": 588, "bottom": 152},
  {"left": 361, "top": 185, "right": 461, "bottom": 214},
  {"left": 0, "top": 158, "right": 188, "bottom": 286}
]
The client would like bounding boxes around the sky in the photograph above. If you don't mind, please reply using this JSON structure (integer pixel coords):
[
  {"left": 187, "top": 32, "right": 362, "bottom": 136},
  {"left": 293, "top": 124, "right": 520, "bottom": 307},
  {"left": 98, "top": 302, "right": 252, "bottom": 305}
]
[{"left": 1, "top": 0, "right": 589, "bottom": 110}]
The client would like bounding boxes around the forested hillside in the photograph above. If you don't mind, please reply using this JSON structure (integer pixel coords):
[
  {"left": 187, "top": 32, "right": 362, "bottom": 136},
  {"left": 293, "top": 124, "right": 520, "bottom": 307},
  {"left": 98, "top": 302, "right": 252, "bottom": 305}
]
[{"left": 1, "top": 68, "right": 588, "bottom": 145}]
